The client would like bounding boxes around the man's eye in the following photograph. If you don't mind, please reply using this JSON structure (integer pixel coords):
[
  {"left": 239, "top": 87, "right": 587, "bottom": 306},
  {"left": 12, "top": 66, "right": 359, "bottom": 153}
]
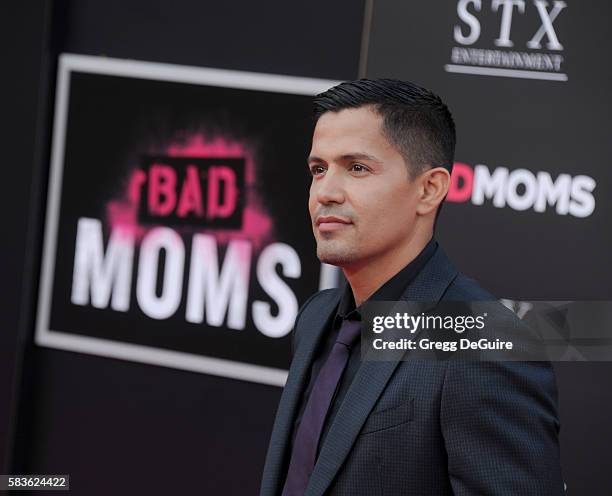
[
  {"left": 310, "top": 165, "right": 326, "bottom": 176},
  {"left": 350, "top": 163, "right": 369, "bottom": 173}
]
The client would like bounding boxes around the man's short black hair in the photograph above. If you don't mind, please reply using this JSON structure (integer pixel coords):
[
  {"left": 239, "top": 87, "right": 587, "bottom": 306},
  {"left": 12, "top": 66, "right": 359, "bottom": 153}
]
[{"left": 313, "top": 78, "right": 456, "bottom": 179}]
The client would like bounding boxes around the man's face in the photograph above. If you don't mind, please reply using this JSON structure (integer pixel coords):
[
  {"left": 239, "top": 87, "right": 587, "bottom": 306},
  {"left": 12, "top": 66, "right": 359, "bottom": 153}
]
[{"left": 308, "top": 106, "right": 422, "bottom": 269}]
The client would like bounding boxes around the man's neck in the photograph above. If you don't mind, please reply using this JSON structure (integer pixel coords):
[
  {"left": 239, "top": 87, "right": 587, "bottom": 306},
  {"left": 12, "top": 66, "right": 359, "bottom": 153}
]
[{"left": 342, "top": 230, "right": 432, "bottom": 307}]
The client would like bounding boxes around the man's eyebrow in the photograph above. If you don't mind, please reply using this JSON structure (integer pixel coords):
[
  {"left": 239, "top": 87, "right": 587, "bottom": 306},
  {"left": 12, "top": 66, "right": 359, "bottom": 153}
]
[
  {"left": 307, "top": 153, "right": 383, "bottom": 164},
  {"left": 307, "top": 155, "right": 324, "bottom": 164},
  {"left": 339, "top": 153, "right": 383, "bottom": 164}
]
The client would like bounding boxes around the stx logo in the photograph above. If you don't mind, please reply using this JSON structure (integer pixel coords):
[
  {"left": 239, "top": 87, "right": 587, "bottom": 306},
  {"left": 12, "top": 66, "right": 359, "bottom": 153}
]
[
  {"left": 455, "top": 0, "right": 567, "bottom": 50},
  {"left": 446, "top": 0, "right": 568, "bottom": 81},
  {"left": 447, "top": 163, "right": 595, "bottom": 218}
]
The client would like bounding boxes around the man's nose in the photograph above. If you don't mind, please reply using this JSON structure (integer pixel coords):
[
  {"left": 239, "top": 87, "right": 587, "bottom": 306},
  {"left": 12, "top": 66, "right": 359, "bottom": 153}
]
[{"left": 315, "top": 168, "right": 345, "bottom": 204}]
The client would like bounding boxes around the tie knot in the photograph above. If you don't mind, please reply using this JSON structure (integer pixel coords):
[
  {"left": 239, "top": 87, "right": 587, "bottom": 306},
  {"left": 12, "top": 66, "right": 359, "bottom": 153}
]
[{"left": 336, "top": 319, "right": 362, "bottom": 348}]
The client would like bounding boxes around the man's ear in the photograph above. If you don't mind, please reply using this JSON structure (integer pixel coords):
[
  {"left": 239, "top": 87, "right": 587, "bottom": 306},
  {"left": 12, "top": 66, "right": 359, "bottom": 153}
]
[{"left": 416, "top": 167, "right": 451, "bottom": 216}]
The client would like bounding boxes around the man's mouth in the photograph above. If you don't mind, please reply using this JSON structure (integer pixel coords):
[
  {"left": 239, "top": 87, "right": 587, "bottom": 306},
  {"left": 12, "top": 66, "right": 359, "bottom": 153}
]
[{"left": 316, "top": 215, "right": 353, "bottom": 233}]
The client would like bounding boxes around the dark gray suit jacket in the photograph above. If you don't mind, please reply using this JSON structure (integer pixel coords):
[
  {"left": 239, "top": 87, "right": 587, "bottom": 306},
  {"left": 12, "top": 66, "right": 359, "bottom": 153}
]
[{"left": 260, "top": 247, "right": 564, "bottom": 495}]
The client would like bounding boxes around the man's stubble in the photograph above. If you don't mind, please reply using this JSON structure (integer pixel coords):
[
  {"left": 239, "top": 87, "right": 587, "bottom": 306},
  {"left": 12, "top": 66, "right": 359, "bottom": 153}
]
[{"left": 315, "top": 231, "right": 363, "bottom": 267}]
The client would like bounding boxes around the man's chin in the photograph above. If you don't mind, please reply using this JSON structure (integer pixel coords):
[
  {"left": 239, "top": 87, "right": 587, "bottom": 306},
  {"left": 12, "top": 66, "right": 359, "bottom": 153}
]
[{"left": 316, "top": 247, "right": 357, "bottom": 267}]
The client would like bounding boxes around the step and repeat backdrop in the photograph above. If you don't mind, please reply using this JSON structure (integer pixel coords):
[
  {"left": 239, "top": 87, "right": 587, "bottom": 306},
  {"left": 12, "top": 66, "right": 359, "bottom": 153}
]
[
  {"left": 13, "top": 2, "right": 365, "bottom": 492},
  {"left": 28, "top": 2, "right": 611, "bottom": 492},
  {"left": 364, "top": 1, "right": 612, "bottom": 492},
  {"left": 35, "top": 2, "right": 612, "bottom": 387},
  {"left": 365, "top": 0, "right": 611, "bottom": 300}
]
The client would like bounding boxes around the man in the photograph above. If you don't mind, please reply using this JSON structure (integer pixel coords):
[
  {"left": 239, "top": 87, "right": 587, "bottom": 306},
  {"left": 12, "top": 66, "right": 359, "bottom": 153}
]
[{"left": 260, "top": 79, "right": 564, "bottom": 495}]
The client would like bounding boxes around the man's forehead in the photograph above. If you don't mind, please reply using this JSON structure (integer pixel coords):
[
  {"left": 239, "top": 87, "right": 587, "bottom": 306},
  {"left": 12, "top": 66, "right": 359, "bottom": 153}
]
[{"left": 310, "top": 107, "right": 394, "bottom": 160}]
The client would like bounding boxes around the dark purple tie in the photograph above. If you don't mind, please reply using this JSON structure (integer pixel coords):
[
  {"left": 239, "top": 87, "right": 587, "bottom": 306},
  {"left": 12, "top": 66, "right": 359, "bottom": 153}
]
[{"left": 281, "top": 319, "right": 362, "bottom": 496}]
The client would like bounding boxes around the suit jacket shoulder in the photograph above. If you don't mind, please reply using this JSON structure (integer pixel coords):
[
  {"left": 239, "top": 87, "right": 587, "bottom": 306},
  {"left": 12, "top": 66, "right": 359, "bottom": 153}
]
[{"left": 444, "top": 272, "right": 497, "bottom": 300}]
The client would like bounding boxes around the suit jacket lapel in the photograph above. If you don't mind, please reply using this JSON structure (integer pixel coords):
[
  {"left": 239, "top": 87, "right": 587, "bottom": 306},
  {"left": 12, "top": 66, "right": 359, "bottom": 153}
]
[
  {"left": 305, "top": 246, "right": 458, "bottom": 496},
  {"left": 260, "top": 289, "right": 341, "bottom": 496}
]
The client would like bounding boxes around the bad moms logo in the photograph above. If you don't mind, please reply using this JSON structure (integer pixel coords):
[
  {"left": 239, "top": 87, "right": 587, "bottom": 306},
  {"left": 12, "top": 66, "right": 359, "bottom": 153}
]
[
  {"left": 446, "top": 162, "right": 595, "bottom": 217},
  {"left": 72, "top": 138, "right": 300, "bottom": 337},
  {"left": 445, "top": 0, "right": 568, "bottom": 81}
]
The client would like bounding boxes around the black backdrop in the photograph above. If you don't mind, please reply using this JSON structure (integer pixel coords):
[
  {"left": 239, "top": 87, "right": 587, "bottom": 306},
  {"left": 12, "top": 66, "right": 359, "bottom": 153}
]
[
  {"left": 0, "top": 1, "right": 48, "bottom": 480},
  {"left": 364, "top": 2, "right": 612, "bottom": 494},
  {"left": 3, "top": 1, "right": 364, "bottom": 494},
  {"left": 2, "top": 1, "right": 611, "bottom": 495}
]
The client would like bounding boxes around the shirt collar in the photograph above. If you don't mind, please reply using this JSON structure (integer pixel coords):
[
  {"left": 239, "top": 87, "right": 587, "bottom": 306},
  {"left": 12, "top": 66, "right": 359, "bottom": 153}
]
[{"left": 336, "top": 237, "right": 438, "bottom": 322}]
